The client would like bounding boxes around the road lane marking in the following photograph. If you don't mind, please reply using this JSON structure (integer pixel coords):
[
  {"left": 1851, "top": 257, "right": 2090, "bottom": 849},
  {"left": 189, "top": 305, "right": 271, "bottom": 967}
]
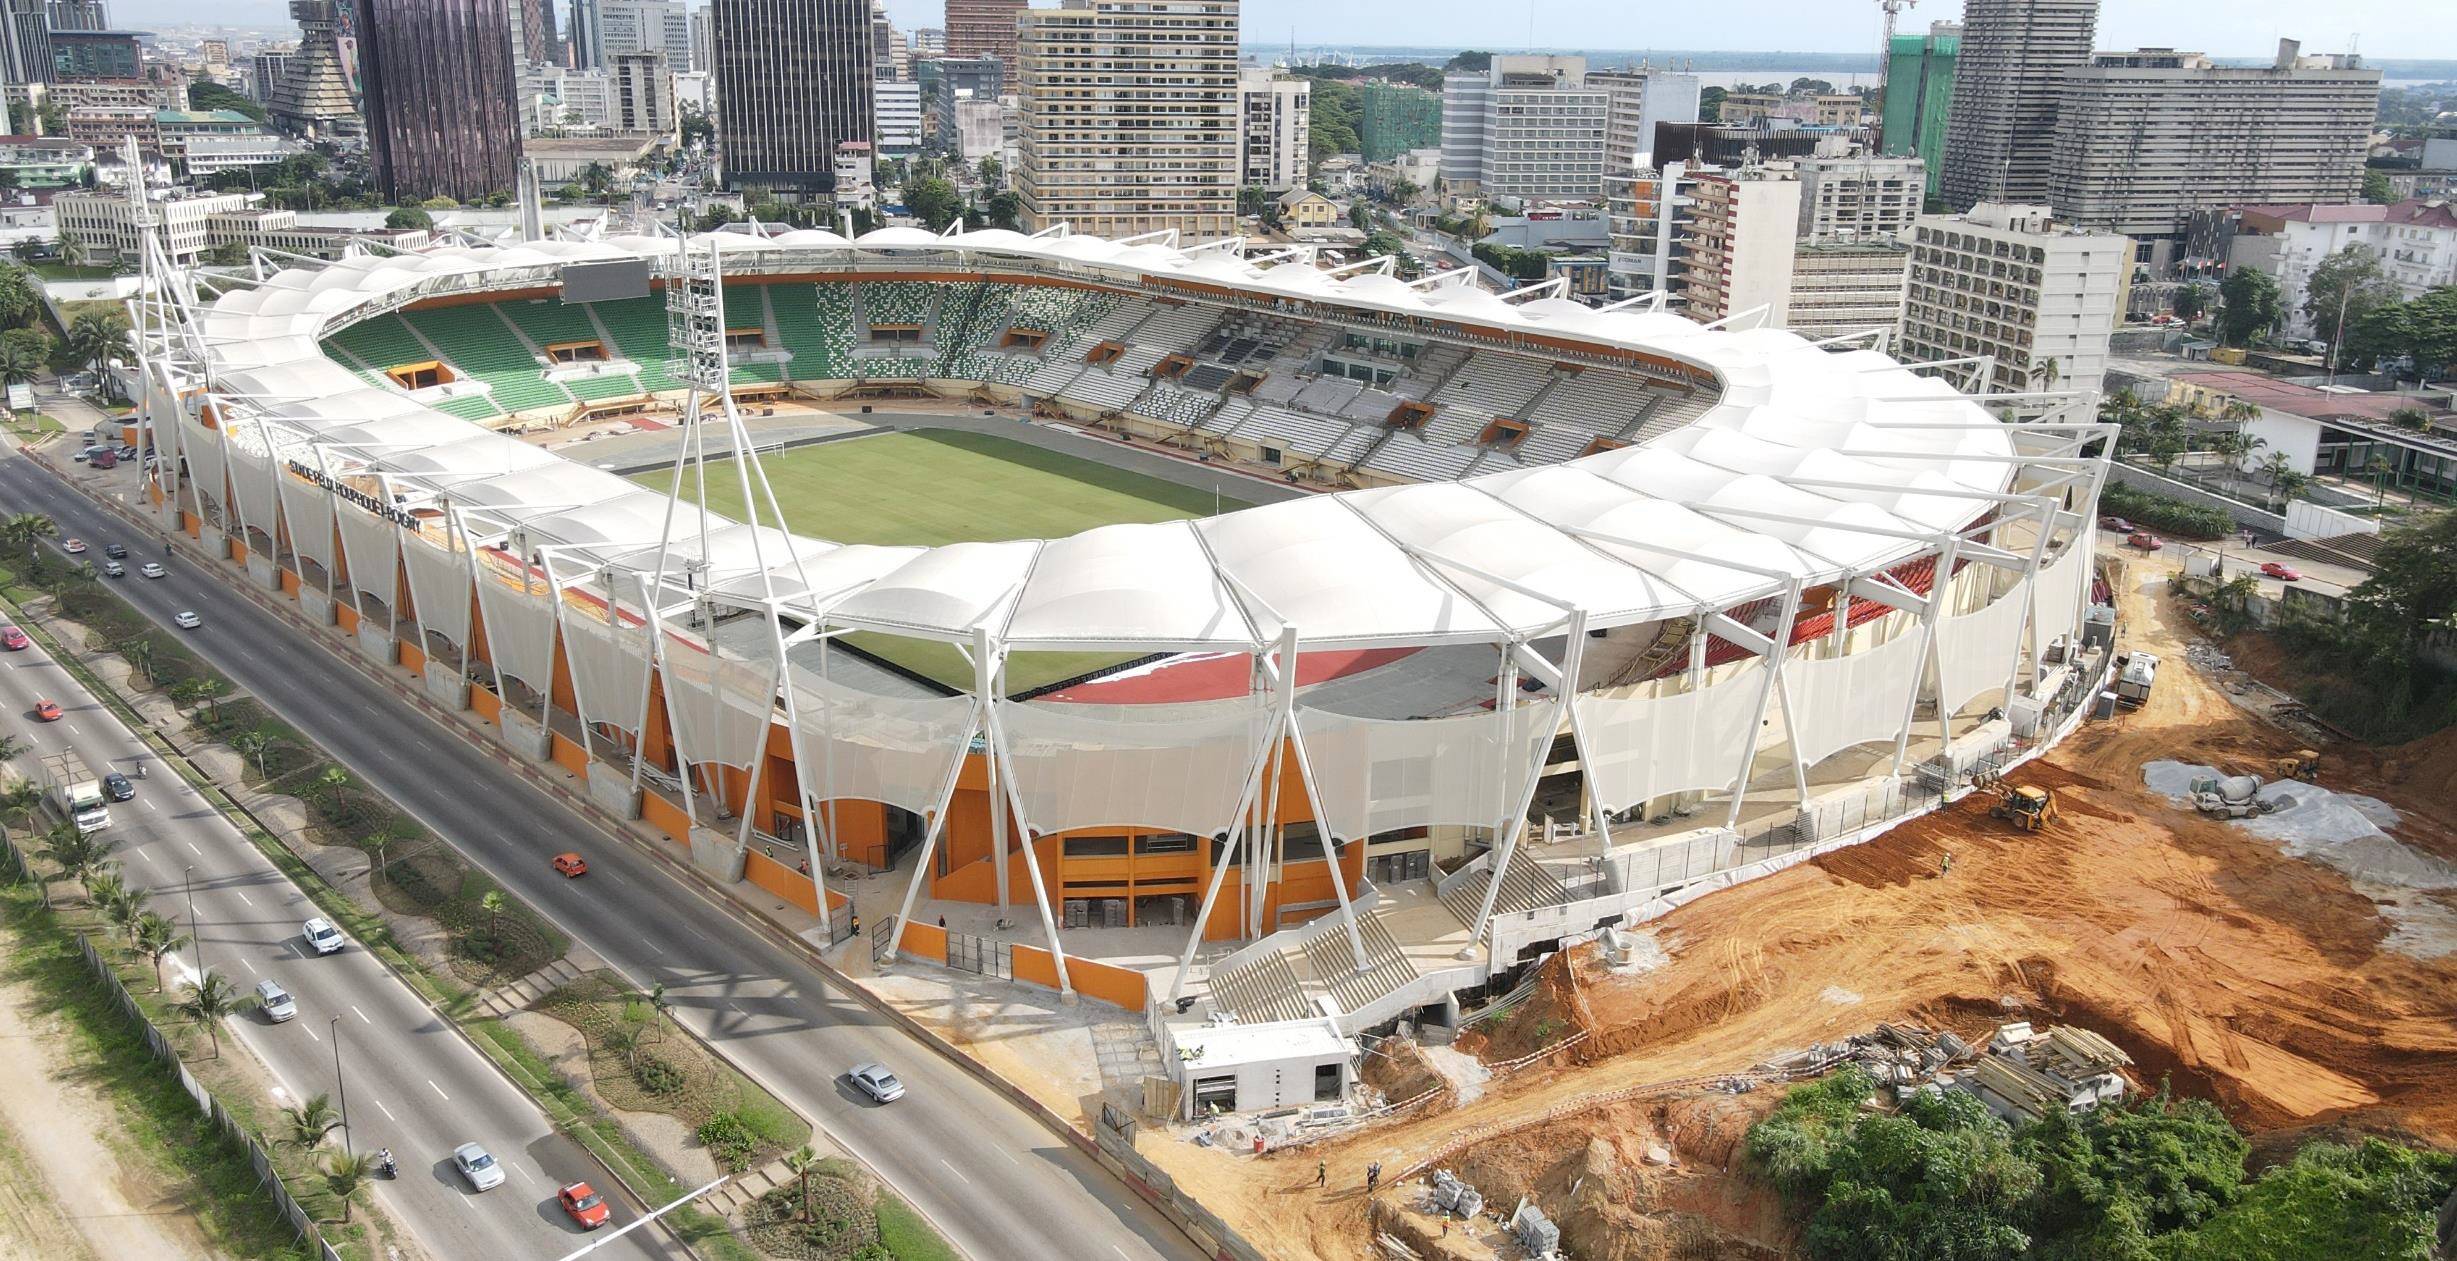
[
  {"left": 427, "top": 1079, "right": 449, "bottom": 1101},
  {"left": 303, "top": 1023, "right": 318, "bottom": 1041},
  {"left": 375, "top": 1099, "right": 398, "bottom": 1122},
  {"left": 141, "top": 800, "right": 155, "bottom": 811},
  {"left": 186, "top": 841, "right": 201, "bottom": 855},
  {"left": 235, "top": 890, "right": 253, "bottom": 906},
  {"left": 1000, "top": 1148, "right": 1019, "bottom": 1165},
  {"left": 353, "top": 1005, "right": 370, "bottom": 1024},
  {"left": 940, "top": 1159, "right": 969, "bottom": 1185},
  {"left": 240, "top": 958, "right": 257, "bottom": 975}
]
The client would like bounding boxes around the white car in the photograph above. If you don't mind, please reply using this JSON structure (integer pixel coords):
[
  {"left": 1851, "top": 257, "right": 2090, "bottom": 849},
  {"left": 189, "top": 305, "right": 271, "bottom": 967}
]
[
  {"left": 847, "top": 1062, "right": 905, "bottom": 1104},
  {"left": 452, "top": 1142, "right": 505, "bottom": 1191},
  {"left": 255, "top": 978, "right": 297, "bottom": 1022},
  {"left": 173, "top": 610, "right": 201, "bottom": 629},
  {"left": 140, "top": 562, "right": 166, "bottom": 579},
  {"left": 301, "top": 917, "right": 345, "bottom": 955}
]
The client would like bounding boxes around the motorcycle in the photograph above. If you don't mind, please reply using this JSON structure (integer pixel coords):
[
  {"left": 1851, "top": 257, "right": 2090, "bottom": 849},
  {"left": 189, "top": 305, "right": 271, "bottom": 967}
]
[{"left": 376, "top": 1149, "right": 397, "bottom": 1179}]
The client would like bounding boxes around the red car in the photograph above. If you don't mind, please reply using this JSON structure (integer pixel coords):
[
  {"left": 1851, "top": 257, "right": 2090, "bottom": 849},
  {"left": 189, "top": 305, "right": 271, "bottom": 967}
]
[
  {"left": 33, "top": 699, "right": 63, "bottom": 722},
  {"left": 2127, "top": 531, "right": 2163, "bottom": 552},
  {"left": 2099, "top": 515, "right": 2135, "bottom": 533},
  {"left": 557, "top": 1181, "right": 610, "bottom": 1229},
  {"left": 551, "top": 852, "right": 589, "bottom": 878},
  {"left": 0, "top": 626, "right": 27, "bottom": 650},
  {"left": 2260, "top": 561, "right": 2303, "bottom": 582}
]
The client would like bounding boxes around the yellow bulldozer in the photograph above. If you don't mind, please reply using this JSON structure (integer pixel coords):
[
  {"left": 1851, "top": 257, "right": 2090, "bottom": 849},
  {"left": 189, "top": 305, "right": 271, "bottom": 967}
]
[
  {"left": 2275, "top": 749, "right": 2320, "bottom": 781},
  {"left": 1988, "top": 784, "right": 2062, "bottom": 833}
]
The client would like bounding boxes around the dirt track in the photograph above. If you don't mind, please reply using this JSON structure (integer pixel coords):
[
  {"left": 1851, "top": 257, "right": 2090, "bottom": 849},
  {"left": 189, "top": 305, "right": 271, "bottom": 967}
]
[{"left": 1152, "top": 550, "right": 2457, "bottom": 1260}]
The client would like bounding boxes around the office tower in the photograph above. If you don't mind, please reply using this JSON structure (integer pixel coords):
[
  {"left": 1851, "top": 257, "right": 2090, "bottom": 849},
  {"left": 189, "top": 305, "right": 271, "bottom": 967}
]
[
  {"left": 1791, "top": 150, "right": 1925, "bottom": 240},
  {"left": 1939, "top": 0, "right": 2097, "bottom": 210},
  {"left": 271, "top": 0, "right": 361, "bottom": 137},
  {"left": 45, "top": 0, "right": 105, "bottom": 28},
  {"left": 1880, "top": 20, "right": 1958, "bottom": 201},
  {"left": 1, "top": 0, "right": 52, "bottom": 86},
  {"left": 944, "top": 0, "right": 1023, "bottom": 66},
  {"left": 1897, "top": 202, "right": 2126, "bottom": 405},
  {"left": 506, "top": 0, "right": 551, "bottom": 66},
  {"left": 688, "top": 3, "right": 709, "bottom": 75},
  {"left": 1439, "top": 55, "right": 1608, "bottom": 202},
  {"left": 252, "top": 44, "right": 297, "bottom": 104},
  {"left": 1236, "top": 67, "right": 1307, "bottom": 190},
  {"left": 610, "top": 48, "right": 672, "bottom": 135},
  {"left": 1358, "top": 80, "right": 1439, "bottom": 163},
  {"left": 1014, "top": 0, "right": 1237, "bottom": 237},
  {"left": 911, "top": 26, "right": 942, "bottom": 55},
  {"left": 567, "top": 0, "right": 598, "bottom": 66},
  {"left": 873, "top": 77, "right": 918, "bottom": 151},
  {"left": 928, "top": 53, "right": 999, "bottom": 148},
  {"left": 355, "top": 0, "right": 522, "bottom": 201},
  {"left": 50, "top": 30, "right": 140, "bottom": 79},
  {"left": 2049, "top": 41, "right": 2379, "bottom": 257},
  {"left": 1594, "top": 66, "right": 1700, "bottom": 299},
  {"left": 712, "top": 0, "right": 869, "bottom": 193},
  {"left": 574, "top": 0, "right": 688, "bottom": 71}
]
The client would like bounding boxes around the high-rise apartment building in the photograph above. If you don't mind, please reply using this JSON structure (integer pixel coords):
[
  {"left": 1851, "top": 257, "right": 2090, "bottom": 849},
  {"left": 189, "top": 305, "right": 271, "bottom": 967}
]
[
  {"left": 1788, "top": 238, "right": 1915, "bottom": 340},
  {"left": 873, "top": 77, "right": 919, "bottom": 152},
  {"left": 1671, "top": 147, "right": 1922, "bottom": 337},
  {"left": 271, "top": 0, "right": 361, "bottom": 137},
  {"left": 1677, "top": 164, "right": 1805, "bottom": 327},
  {"left": 574, "top": 0, "right": 689, "bottom": 71},
  {"left": 1791, "top": 150, "right": 1925, "bottom": 240},
  {"left": 1939, "top": 0, "right": 2097, "bottom": 210},
  {"left": 1439, "top": 55, "right": 1608, "bottom": 203},
  {"left": 505, "top": 0, "right": 550, "bottom": 66},
  {"left": 2049, "top": 41, "right": 2379, "bottom": 255},
  {"left": 610, "top": 49, "right": 672, "bottom": 136},
  {"left": 944, "top": 0, "right": 1023, "bottom": 67},
  {"left": 1358, "top": 80, "right": 1439, "bottom": 163},
  {"left": 928, "top": 53, "right": 1000, "bottom": 148},
  {"left": 712, "top": 0, "right": 869, "bottom": 193},
  {"left": 355, "top": 0, "right": 522, "bottom": 201},
  {"left": 1897, "top": 202, "right": 2126, "bottom": 406},
  {"left": 688, "top": 4, "right": 710, "bottom": 78},
  {"left": 1880, "top": 20, "right": 1957, "bottom": 201},
  {"left": 1594, "top": 66, "right": 1701, "bottom": 299},
  {"left": 1236, "top": 67, "right": 1307, "bottom": 190},
  {"left": 252, "top": 44, "right": 297, "bottom": 104},
  {"left": 1014, "top": 0, "right": 1237, "bottom": 238},
  {"left": 45, "top": 0, "right": 105, "bottom": 29}
]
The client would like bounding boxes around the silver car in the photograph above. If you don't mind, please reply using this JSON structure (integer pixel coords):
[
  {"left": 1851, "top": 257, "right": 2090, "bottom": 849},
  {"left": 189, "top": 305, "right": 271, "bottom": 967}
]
[
  {"left": 847, "top": 1062, "right": 904, "bottom": 1104},
  {"left": 254, "top": 978, "right": 297, "bottom": 1022},
  {"left": 452, "top": 1142, "right": 505, "bottom": 1191}
]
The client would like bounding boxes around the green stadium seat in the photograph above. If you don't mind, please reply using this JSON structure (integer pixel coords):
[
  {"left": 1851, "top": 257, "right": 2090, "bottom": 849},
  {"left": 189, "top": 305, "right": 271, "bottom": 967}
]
[{"left": 399, "top": 304, "right": 574, "bottom": 414}]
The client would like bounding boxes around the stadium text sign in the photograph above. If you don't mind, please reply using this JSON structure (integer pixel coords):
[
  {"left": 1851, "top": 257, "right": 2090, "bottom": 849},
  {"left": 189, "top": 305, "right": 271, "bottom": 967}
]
[{"left": 287, "top": 460, "right": 425, "bottom": 531}]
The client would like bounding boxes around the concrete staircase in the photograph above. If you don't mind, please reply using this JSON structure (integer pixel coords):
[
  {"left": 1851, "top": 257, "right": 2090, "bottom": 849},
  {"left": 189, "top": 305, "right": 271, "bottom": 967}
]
[
  {"left": 1298, "top": 912, "right": 1421, "bottom": 1017},
  {"left": 470, "top": 956, "right": 588, "bottom": 1018},
  {"left": 703, "top": 1155, "right": 799, "bottom": 1217},
  {"left": 1438, "top": 847, "right": 1572, "bottom": 925},
  {"left": 1204, "top": 947, "right": 1313, "bottom": 1025}
]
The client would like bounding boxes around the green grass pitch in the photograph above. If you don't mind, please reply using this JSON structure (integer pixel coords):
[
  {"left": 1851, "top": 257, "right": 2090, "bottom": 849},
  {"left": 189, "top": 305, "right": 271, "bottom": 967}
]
[{"left": 635, "top": 428, "right": 1253, "bottom": 692}]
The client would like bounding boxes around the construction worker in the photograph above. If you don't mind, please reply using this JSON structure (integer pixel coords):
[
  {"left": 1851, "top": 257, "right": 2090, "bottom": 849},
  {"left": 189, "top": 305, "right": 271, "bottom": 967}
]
[
  {"left": 849, "top": 910, "right": 861, "bottom": 936},
  {"left": 1940, "top": 851, "right": 1954, "bottom": 878},
  {"left": 1366, "top": 1162, "right": 1381, "bottom": 1192},
  {"left": 1314, "top": 1160, "right": 1326, "bottom": 1188}
]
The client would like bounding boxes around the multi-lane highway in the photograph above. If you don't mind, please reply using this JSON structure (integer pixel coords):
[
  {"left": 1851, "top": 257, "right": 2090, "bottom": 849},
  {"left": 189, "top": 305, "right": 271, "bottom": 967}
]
[
  {"left": 0, "top": 550, "right": 679, "bottom": 1260},
  {"left": 2, "top": 446, "right": 1199, "bottom": 1261}
]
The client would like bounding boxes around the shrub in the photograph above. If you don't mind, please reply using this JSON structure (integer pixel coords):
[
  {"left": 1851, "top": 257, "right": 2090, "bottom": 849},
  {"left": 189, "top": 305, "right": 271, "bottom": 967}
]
[
  {"left": 2101, "top": 483, "right": 2234, "bottom": 540},
  {"left": 631, "top": 1053, "right": 682, "bottom": 1096},
  {"left": 697, "top": 1111, "right": 758, "bottom": 1171}
]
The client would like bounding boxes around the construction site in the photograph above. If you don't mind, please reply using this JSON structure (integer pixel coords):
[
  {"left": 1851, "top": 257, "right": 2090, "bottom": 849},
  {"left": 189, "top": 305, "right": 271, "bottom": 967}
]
[{"left": 1115, "top": 545, "right": 2457, "bottom": 1259}]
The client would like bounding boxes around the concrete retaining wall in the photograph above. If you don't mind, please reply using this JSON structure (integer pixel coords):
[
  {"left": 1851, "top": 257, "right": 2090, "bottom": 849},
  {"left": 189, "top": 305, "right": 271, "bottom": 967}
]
[
  {"left": 2108, "top": 464, "right": 2286, "bottom": 533},
  {"left": 420, "top": 661, "right": 469, "bottom": 710},
  {"left": 498, "top": 710, "right": 554, "bottom": 762},
  {"left": 352, "top": 623, "right": 394, "bottom": 666},
  {"left": 299, "top": 587, "right": 334, "bottom": 626},
  {"left": 689, "top": 827, "right": 745, "bottom": 881},
  {"left": 583, "top": 766, "right": 640, "bottom": 819},
  {"left": 245, "top": 553, "right": 280, "bottom": 590}
]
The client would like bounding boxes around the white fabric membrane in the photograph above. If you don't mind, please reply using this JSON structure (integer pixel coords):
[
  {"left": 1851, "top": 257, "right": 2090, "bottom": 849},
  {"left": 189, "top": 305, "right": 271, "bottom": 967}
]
[
  {"left": 1783, "top": 627, "right": 1925, "bottom": 766},
  {"left": 561, "top": 602, "right": 654, "bottom": 729},
  {"left": 472, "top": 559, "right": 560, "bottom": 691},
  {"left": 1937, "top": 578, "right": 2033, "bottom": 713},
  {"left": 996, "top": 698, "right": 1270, "bottom": 837},
  {"left": 1574, "top": 662, "right": 1768, "bottom": 811},
  {"left": 333, "top": 501, "right": 403, "bottom": 610},
  {"left": 662, "top": 633, "right": 780, "bottom": 769},
  {"left": 788, "top": 672, "right": 978, "bottom": 818},
  {"left": 1295, "top": 701, "right": 1561, "bottom": 843},
  {"left": 401, "top": 529, "right": 474, "bottom": 646}
]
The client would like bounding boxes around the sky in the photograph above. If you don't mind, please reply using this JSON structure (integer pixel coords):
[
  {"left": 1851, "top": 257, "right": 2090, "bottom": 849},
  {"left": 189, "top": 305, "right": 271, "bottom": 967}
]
[{"left": 131, "top": 0, "right": 2457, "bottom": 63}]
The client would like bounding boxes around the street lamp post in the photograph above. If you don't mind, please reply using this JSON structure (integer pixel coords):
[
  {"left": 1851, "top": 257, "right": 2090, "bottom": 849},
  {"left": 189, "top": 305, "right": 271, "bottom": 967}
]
[
  {"left": 330, "top": 1017, "right": 350, "bottom": 1150},
  {"left": 183, "top": 864, "right": 201, "bottom": 972}
]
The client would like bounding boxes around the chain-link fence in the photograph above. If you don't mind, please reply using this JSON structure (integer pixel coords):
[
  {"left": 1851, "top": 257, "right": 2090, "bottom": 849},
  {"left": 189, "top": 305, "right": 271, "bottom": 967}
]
[{"left": 69, "top": 935, "right": 345, "bottom": 1261}]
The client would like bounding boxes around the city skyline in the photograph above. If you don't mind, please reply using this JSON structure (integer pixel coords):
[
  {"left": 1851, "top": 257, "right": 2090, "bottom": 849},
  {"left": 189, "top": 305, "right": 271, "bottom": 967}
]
[{"left": 103, "top": 0, "right": 2457, "bottom": 61}]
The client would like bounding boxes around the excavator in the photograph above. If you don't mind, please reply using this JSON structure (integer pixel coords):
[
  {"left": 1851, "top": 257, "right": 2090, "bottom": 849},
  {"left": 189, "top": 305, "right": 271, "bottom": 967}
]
[
  {"left": 1987, "top": 784, "right": 2062, "bottom": 833},
  {"left": 2275, "top": 749, "right": 2320, "bottom": 781}
]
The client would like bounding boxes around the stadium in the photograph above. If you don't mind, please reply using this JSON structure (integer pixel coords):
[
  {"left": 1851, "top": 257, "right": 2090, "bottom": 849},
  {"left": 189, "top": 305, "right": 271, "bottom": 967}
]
[{"left": 143, "top": 223, "right": 2110, "bottom": 1028}]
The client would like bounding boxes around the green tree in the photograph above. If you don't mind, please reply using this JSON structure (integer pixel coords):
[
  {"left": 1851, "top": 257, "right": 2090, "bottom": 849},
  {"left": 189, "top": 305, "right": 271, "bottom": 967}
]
[
  {"left": 2215, "top": 269, "right": 2282, "bottom": 347},
  {"left": 2387, "top": 404, "right": 2434, "bottom": 433},
  {"left": 1444, "top": 50, "right": 1492, "bottom": 72},
  {"left": 0, "top": 263, "right": 37, "bottom": 328},
  {"left": 314, "top": 765, "right": 351, "bottom": 808},
  {"left": 37, "top": 824, "right": 120, "bottom": 894},
  {"left": 281, "top": 1093, "right": 343, "bottom": 1152},
  {"left": 97, "top": 878, "right": 148, "bottom": 942},
  {"left": 0, "top": 337, "right": 41, "bottom": 387},
  {"left": 2163, "top": 1139, "right": 2456, "bottom": 1261},
  {"left": 2170, "top": 282, "right": 2209, "bottom": 323},
  {"left": 903, "top": 177, "right": 964, "bottom": 231},
  {"left": 2361, "top": 168, "right": 2395, "bottom": 204},
  {"left": 232, "top": 731, "right": 271, "bottom": 779},
  {"left": 985, "top": 190, "right": 1021, "bottom": 231},
  {"left": 783, "top": 1143, "right": 819, "bottom": 1220},
  {"left": 2303, "top": 247, "right": 2399, "bottom": 352},
  {"left": 187, "top": 78, "right": 269, "bottom": 122},
  {"left": 480, "top": 888, "right": 506, "bottom": 956},
  {"left": 132, "top": 911, "right": 188, "bottom": 992},
  {"left": 65, "top": 309, "right": 128, "bottom": 378},
  {"left": 322, "top": 1149, "right": 378, "bottom": 1223},
  {"left": 173, "top": 968, "right": 259, "bottom": 1057},
  {"left": 2, "top": 512, "right": 57, "bottom": 573},
  {"left": 384, "top": 205, "right": 433, "bottom": 231},
  {"left": 2343, "top": 510, "right": 2457, "bottom": 665}
]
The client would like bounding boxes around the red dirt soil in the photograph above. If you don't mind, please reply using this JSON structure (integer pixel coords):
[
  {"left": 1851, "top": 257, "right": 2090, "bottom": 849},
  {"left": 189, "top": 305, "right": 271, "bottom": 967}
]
[{"left": 1139, "top": 550, "right": 2457, "bottom": 1260}]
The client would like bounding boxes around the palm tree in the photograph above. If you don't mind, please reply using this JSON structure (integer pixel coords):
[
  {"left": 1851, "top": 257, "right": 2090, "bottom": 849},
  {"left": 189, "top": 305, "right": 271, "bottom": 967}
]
[
  {"left": 0, "top": 778, "right": 40, "bottom": 826},
  {"left": 115, "top": 636, "right": 158, "bottom": 687},
  {"left": 64, "top": 310, "right": 127, "bottom": 380},
  {"left": 232, "top": 732, "right": 270, "bottom": 780},
  {"left": 0, "top": 733, "right": 22, "bottom": 762},
  {"left": 783, "top": 1144, "right": 818, "bottom": 1221},
  {"left": 281, "top": 1093, "right": 343, "bottom": 1152},
  {"left": 2, "top": 511, "right": 57, "bottom": 573},
  {"left": 322, "top": 1149, "right": 377, "bottom": 1223},
  {"left": 132, "top": 911, "right": 188, "bottom": 992},
  {"left": 0, "top": 338, "right": 40, "bottom": 388},
  {"left": 315, "top": 766, "right": 350, "bottom": 808},
  {"left": 37, "top": 824, "right": 119, "bottom": 893},
  {"left": 479, "top": 889, "right": 505, "bottom": 958},
  {"left": 96, "top": 878, "right": 147, "bottom": 941},
  {"left": 173, "top": 969, "right": 258, "bottom": 1057}
]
